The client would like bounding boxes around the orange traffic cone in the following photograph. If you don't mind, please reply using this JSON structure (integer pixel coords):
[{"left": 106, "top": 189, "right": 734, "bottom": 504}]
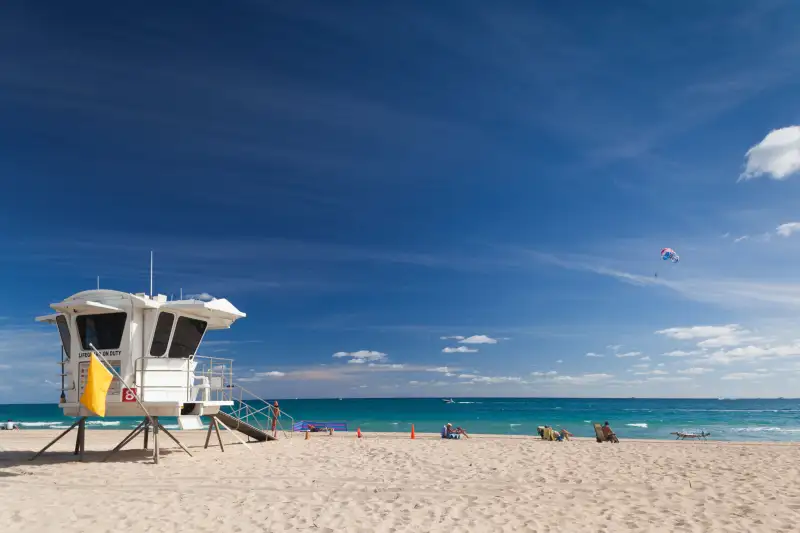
[
  {"left": 357, "top": 427, "right": 362, "bottom": 439},
  {"left": 305, "top": 430, "right": 310, "bottom": 440},
  {"left": 410, "top": 424, "right": 416, "bottom": 439}
]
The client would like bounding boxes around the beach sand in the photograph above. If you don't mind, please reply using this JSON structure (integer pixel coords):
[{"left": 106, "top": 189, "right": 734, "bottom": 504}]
[{"left": 1, "top": 429, "right": 798, "bottom": 532}]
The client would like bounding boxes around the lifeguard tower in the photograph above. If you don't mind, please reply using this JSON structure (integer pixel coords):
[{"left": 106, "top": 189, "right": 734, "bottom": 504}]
[{"left": 32, "top": 289, "right": 285, "bottom": 463}]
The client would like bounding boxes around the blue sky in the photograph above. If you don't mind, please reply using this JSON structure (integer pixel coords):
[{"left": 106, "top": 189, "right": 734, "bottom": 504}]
[{"left": 2, "top": 1, "right": 800, "bottom": 402}]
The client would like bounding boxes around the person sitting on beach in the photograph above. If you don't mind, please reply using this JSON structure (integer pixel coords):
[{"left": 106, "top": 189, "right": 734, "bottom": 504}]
[
  {"left": 441, "top": 423, "right": 461, "bottom": 439},
  {"left": 4, "top": 419, "right": 19, "bottom": 430},
  {"left": 307, "top": 424, "right": 326, "bottom": 433},
  {"left": 454, "top": 426, "right": 470, "bottom": 438},
  {"left": 541, "top": 425, "right": 559, "bottom": 441},
  {"left": 602, "top": 422, "right": 619, "bottom": 443},
  {"left": 557, "top": 428, "right": 572, "bottom": 441}
]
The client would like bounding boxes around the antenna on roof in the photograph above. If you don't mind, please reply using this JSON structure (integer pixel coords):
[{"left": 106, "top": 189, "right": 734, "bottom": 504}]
[{"left": 149, "top": 251, "right": 154, "bottom": 297}]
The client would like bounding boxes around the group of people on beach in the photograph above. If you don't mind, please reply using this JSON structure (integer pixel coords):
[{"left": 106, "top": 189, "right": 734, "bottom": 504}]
[
  {"left": 538, "top": 421, "right": 619, "bottom": 442},
  {"left": 439, "top": 421, "right": 619, "bottom": 442},
  {"left": 438, "top": 421, "right": 619, "bottom": 442},
  {"left": 538, "top": 425, "right": 572, "bottom": 441}
]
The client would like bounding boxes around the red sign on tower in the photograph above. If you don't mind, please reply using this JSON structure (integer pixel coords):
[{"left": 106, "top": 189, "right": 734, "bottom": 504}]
[{"left": 121, "top": 388, "right": 138, "bottom": 403}]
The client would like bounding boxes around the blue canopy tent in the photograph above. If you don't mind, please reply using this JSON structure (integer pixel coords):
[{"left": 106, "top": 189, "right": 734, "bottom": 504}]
[{"left": 292, "top": 421, "right": 348, "bottom": 432}]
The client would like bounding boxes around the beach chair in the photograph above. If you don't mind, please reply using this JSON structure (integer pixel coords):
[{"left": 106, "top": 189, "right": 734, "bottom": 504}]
[
  {"left": 671, "top": 431, "right": 710, "bottom": 441},
  {"left": 593, "top": 423, "right": 619, "bottom": 443}
]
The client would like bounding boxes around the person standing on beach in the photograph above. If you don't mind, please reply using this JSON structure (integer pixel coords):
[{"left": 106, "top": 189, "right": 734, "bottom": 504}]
[{"left": 271, "top": 401, "right": 280, "bottom": 438}]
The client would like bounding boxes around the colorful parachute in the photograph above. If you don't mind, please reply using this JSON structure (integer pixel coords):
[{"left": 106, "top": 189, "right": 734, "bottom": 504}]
[{"left": 661, "top": 247, "right": 679, "bottom": 263}]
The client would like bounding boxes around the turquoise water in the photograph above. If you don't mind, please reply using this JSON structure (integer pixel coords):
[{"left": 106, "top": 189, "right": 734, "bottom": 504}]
[{"left": 3, "top": 398, "right": 800, "bottom": 442}]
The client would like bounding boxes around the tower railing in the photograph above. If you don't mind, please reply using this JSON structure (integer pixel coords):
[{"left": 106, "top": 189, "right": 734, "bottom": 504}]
[
  {"left": 129, "top": 355, "right": 235, "bottom": 404},
  {"left": 224, "top": 384, "right": 295, "bottom": 439}
]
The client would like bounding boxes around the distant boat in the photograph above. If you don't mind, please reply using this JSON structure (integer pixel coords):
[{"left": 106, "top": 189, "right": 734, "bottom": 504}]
[{"left": 442, "top": 398, "right": 455, "bottom": 404}]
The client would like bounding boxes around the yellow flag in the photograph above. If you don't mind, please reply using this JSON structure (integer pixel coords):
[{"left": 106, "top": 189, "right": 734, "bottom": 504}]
[{"left": 80, "top": 353, "right": 113, "bottom": 417}]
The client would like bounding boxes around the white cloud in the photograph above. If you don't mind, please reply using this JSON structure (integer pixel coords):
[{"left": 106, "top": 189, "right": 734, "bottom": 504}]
[
  {"left": 237, "top": 370, "right": 286, "bottom": 381},
  {"left": 640, "top": 356, "right": 651, "bottom": 361},
  {"left": 440, "top": 336, "right": 465, "bottom": 340},
  {"left": 740, "top": 126, "right": 800, "bottom": 181},
  {"left": 634, "top": 369, "right": 668, "bottom": 376},
  {"left": 733, "top": 235, "right": 749, "bottom": 243},
  {"left": 332, "top": 350, "right": 387, "bottom": 364},
  {"left": 606, "top": 345, "right": 622, "bottom": 352},
  {"left": 647, "top": 376, "right": 692, "bottom": 383},
  {"left": 251, "top": 362, "right": 431, "bottom": 384},
  {"left": 656, "top": 325, "right": 741, "bottom": 340},
  {"left": 467, "top": 375, "right": 523, "bottom": 384},
  {"left": 529, "top": 372, "right": 614, "bottom": 385},
  {"left": 697, "top": 335, "right": 756, "bottom": 349},
  {"left": 721, "top": 371, "right": 773, "bottom": 381},
  {"left": 677, "top": 367, "right": 712, "bottom": 375},
  {"left": 662, "top": 350, "right": 702, "bottom": 357},
  {"left": 552, "top": 373, "right": 614, "bottom": 384},
  {"left": 586, "top": 352, "right": 604, "bottom": 357},
  {"left": 427, "top": 366, "right": 453, "bottom": 373},
  {"left": 616, "top": 351, "right": 641, "bottom": 358},
  {"left": 705, "top": 343, "right": 800, "bottom": 365},
  {"left": 631, "top": 363, "right": 650, "bottom": 369},
  {"left": 556, "top": 359, "right": 563, "bottom": 364},
  {"left": 654, "top": 324, "right": 800, "bottom": 365},
  {"left": 459, "top": 335, "right": 498, "bottom": 344},
  {"left": 657, "top": 324, "right": 761, "bottom": 350},
  {"left": 777, "top": 222, "right": 800, "bottom": 237},
  {"left": 442, "top": 346, "right": 478, "bottom": 353},
  {"left": 656, "top": 363, "right": 665, "bottom": 367},
  {"left": 186, "top": 292, "right": 215, "bottom": 301}
]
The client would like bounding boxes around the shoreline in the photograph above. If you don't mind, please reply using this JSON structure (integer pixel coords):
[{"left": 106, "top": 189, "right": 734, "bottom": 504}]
[
  {"left": 7, "top": 427, "right": 800, "bottom": 445},
  {"left": 4, "top": 428, "right": 800, "bottom": 449},
  {"left": 2, "top": 429, "right": 798, "bottom": 531}
]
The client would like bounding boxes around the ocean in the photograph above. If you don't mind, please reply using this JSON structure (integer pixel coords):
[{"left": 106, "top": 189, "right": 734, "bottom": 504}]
[{"left": 3, "top": 397, "right": 800, "bottom": 442}]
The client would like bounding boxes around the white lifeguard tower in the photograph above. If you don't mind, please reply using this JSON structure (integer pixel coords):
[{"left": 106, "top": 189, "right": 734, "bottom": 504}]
[{"left": 32, "top": 289, "right": 282, "bottom": 463}]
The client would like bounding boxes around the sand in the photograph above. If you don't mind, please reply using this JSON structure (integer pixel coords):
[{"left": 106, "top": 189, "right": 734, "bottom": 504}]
[{"left": 1, "top": 429, "right": 798, "bottom": 532}]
